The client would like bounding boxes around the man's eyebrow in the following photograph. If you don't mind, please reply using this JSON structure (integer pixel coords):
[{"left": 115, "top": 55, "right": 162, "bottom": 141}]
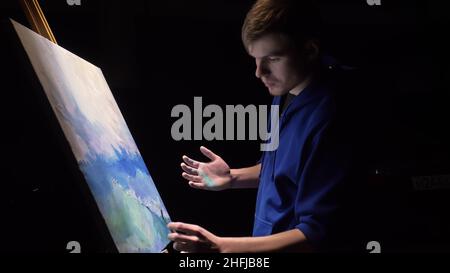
[
  {"left": 261, "top": 50, "right": 285, "bottom": 58},
  {"left": 250, "top": 49, "right": 285, "bottom": 59}
]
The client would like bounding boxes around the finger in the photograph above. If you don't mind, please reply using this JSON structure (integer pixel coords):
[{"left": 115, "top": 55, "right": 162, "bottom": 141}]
[
  {"left": 188, "top": 181, "right": 207, "bottom": 190},
  {"left": 180, "top": 163, "right": 198, "bottom": 175},
  {"left": 169, "top": 232, "right": 200, "bottom": 244},
  {"left": 182, "top": 155, "right": 200, "bottom": 168},
  {"left": 174, "top": 242, "right": 197, "bottom": 253},
  {"left": 173, "top": 241, "right": 189, "bottom": 252},
  {"left": 172, "top": 223, "right": 214, "bottom": 241},
  {"left": 182, "top": 172, "right": 202, "bottom": 183},
  {"left": 200, "top": 146, "right": 218, "bottom": 161},
  {"left": 168, "top": 222, "right": 203, "bottom": 236}
]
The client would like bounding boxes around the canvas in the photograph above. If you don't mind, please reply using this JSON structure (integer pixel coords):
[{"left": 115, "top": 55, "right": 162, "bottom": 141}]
[{"left": 11, "top": 19, "right": 171, "bottom": 253}]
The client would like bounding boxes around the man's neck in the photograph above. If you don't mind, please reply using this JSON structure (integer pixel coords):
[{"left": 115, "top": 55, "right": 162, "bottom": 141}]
[{"left": 288, "top": 74, "right": 313, "bottom": 96}]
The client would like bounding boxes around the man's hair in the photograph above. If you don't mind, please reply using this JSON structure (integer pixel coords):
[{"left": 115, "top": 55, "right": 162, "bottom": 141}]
[{"left": 242, "top": 0, "right": 322, "bottom": 51}]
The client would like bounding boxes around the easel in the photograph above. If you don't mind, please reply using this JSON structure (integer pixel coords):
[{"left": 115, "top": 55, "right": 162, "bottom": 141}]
[{"left": 18, "top": 0, "right": 57, "bottom": 44}]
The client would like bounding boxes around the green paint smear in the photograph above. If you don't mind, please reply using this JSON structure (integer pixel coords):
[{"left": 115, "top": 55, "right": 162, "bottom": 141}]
[{"left": 199, "top": 171, "right": 215, "bottom": 187}]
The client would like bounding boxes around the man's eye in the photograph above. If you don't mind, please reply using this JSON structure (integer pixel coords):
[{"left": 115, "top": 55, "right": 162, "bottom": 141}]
[{"left": 268, "top": 57, "right": 280, "bottom": 62}]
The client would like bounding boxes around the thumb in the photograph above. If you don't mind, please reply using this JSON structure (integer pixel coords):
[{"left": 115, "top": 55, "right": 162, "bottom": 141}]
[{"left": 200, "top": 146, "right": 218, "bottom": 161}]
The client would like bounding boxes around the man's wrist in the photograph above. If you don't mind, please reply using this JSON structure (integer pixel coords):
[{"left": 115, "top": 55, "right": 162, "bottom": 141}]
[
  {"left": 229, "top": 169, "right": 239, "bottom": 189},
  {"left": 217, "top": 237, "right": 241, "bottom": 253}
]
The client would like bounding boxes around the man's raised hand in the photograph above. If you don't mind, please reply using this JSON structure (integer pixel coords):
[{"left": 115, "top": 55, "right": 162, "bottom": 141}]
[{"left": 181, "top": 146, "right": 232, "bottom": 191}]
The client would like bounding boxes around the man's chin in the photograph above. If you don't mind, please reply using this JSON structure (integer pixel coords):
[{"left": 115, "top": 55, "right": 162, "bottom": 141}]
[{"left": 267, "top": 87, "right": 288, "bottom": 96}]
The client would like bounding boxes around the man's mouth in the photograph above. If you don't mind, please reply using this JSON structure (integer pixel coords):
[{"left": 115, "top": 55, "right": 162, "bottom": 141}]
[{"left": 263, "top": 80, "right": 276, "bottom": 88}]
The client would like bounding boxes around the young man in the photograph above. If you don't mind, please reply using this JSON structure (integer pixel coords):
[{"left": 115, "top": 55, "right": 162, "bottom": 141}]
[{"left": 168, "top": 0, "right": 366, "bottom": 252}]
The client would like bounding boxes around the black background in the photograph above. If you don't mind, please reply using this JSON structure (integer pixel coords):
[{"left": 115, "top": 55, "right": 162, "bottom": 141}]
[{"left": 0, "top": 0, "right": 449, "bottom": 253}]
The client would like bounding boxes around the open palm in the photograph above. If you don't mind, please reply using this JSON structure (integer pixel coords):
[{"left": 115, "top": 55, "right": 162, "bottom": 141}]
[{"left": 181, "top": 146, "right": 232, "bottom": 191}]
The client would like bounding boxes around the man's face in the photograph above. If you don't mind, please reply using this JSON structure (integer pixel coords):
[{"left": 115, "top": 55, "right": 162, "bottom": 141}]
[{"left": 247, "top": 33, "right": 308, "bottom": 96}]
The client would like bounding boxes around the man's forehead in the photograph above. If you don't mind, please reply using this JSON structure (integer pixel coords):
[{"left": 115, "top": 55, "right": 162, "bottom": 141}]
[{"left": 247, "top": 33, "right": 291, "bottom": 58}]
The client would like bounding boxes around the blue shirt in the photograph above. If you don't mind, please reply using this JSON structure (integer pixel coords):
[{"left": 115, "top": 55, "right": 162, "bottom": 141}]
[{"left": 253, "top": 70, "right": 362, "bottom": 250}]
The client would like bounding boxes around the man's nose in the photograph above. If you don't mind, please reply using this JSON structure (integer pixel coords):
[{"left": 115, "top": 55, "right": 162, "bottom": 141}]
[{"left": 255, "top": 61, "right": 269, "bottom": 79}]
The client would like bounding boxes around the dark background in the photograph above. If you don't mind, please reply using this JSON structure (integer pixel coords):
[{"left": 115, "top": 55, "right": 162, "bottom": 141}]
[{"left": 0, "top": 0, "right": 449, "bottom": 253}]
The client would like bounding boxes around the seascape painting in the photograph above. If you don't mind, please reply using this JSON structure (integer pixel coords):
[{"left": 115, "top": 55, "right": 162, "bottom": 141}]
[{"left": 12, "top": 19, "right": 171, "bottom": 253}]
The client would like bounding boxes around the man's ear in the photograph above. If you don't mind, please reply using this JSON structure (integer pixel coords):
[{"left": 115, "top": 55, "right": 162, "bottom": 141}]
[{"left": 304, "top": 39, "right": 320, "bottom": 62}]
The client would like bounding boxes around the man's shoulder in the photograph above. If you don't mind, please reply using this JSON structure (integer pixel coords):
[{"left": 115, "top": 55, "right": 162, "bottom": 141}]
[
  {"left": 304, "top": 80, "right": 338, "bottom": 128},
  {"left": 302, "top": 67, "right": 363, "bottom": 133}
]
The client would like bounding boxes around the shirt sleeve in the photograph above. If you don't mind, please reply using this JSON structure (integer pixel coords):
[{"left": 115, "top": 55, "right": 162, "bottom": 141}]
[{"left": 294, "top": 118, "right": 354, "bottom": 247}]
